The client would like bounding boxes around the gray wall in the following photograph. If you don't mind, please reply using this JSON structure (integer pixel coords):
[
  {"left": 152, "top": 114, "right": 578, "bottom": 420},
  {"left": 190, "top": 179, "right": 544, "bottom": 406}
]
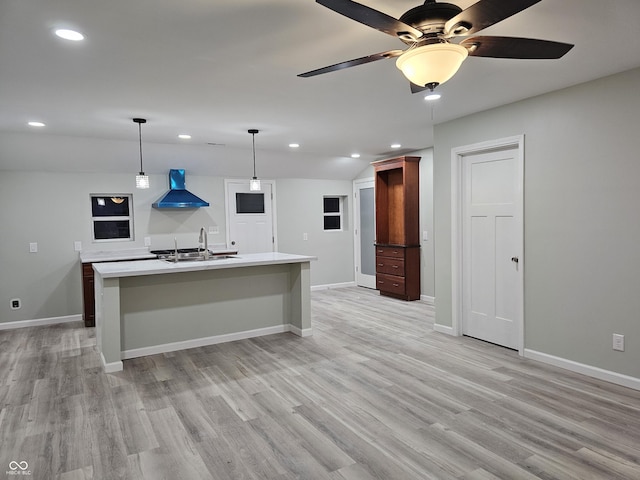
[
  {"left": 355, "top": 148, "right": 435, "bottom": 299},
  {"left": 276, "top": 178, "right": 355, "bottom": 287},
  {"left": 433, "top": 67, "right": 640, "bottom": 378},
  {"left": 0, "top": 172, "right": 355, "bottom": 323}
]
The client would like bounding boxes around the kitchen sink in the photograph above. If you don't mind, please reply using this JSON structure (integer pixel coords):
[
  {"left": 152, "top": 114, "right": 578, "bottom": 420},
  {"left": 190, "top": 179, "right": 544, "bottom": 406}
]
[{"left": 162, "top": 253, "right": 238, "bottom": 263}]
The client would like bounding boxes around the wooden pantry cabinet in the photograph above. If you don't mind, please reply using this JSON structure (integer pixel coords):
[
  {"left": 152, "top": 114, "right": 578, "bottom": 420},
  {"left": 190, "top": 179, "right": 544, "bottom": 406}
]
[{"left": 372, "top": 156, "right": 420, "bottom": 301}]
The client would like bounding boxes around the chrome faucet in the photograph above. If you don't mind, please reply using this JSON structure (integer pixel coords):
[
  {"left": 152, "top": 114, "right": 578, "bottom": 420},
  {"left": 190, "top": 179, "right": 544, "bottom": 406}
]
[
  {"left": 198, "top": 227, "right": 209, "bottom": 260},
  {"left": 173, "top": 237, "right": 178, "bottom": 263}
]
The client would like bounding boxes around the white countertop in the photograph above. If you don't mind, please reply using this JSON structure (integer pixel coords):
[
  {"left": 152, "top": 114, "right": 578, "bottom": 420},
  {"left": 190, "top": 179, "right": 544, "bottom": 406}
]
[
  {"left": 80, "top": 248, "right": 156, "bottom": 263},
  {"left": 93, "top": 252, "right": 317, "bottom": 278}
]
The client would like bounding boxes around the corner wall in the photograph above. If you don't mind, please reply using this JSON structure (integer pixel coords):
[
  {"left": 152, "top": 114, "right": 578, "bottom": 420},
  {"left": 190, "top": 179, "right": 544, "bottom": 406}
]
[{"left": 433, "top": 67, "right": 640, "bottom": 379}]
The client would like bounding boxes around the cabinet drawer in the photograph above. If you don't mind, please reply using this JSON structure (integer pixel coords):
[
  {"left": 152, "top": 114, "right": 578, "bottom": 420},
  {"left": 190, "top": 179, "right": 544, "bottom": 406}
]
[
  {"left": 376, "top": 273, "right": 406, "bottom": 295},
  {"left": 375, "top": 246, "right": 405, "bottom": 258},
  {"left": 376, "top": 256, "right": 405, "bottom": 276}
]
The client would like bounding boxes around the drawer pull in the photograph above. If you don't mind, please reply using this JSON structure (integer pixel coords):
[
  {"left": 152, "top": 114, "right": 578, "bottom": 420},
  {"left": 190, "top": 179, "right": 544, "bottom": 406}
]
[
  {"left": 378, "top": 263, "right": 384, "bottom": 267},
  {"left": 392, "top": 265, "right": 398, "bottom": 269},
  {"left": 392, "top": 283, "right": 399, "bottom": 287}
]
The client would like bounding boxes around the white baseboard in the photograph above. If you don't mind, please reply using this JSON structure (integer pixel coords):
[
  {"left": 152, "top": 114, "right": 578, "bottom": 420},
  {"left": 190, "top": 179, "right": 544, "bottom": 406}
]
[
  {"left": 101, "top": 352, "right": 124, "bottom": 373},
  {"left": 524, "top": 349, "right": 640, "bottom": 391},
  {"left": 434, "top": 323, "right": 455, "bottom": 336},
  {"left": 0, "top": 314, "right": 82, "bottom": 331},
  {"left": 289, "top": 325, "right": 313, "bottom": 337},
  {"left": 311, "top": 281, "right": 356, "bottom": 291},
  {"left": 421, "top": 295, "right": 435, "bottom": 306},
  {"left": 121, "top": 323, "right": 311, "bottom": 362}
]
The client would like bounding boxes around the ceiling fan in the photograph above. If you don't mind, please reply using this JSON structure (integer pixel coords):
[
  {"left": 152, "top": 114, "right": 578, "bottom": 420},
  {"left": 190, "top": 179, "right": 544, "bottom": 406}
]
[{"left": 298, "top": 0, "right": 574, "bottom": 93}]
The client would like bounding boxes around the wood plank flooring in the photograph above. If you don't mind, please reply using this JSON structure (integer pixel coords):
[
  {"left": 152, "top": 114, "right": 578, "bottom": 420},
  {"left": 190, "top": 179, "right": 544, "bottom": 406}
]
[{"left": 1, "top": 286, "right": 639, "bottom": 479}]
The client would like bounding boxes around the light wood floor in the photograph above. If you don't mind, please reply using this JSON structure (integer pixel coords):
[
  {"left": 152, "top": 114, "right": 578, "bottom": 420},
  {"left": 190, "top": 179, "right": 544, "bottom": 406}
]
[{"left": 1, "top": 287, "right": 639, "bottom": 479}]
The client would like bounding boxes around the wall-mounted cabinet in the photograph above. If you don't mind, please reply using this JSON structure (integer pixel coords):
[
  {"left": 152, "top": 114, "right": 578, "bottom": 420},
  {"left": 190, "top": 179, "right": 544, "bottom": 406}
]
[{"left": 372, "top": 156, "right": 420, "bottom": 301}]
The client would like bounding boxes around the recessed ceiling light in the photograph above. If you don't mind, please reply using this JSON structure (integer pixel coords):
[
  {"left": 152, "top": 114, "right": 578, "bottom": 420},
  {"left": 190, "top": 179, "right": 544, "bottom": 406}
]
[
  {"left": 28, "top": 121, "right": 46, "bottom": 127},
  {"left": 424, "top": 92, "right": 442, "bottom": 101},
  {"left": 54, "top": 29, "right": 85, "bottom": 41},
  {"left": 391, "top": 143, "right": 401, "bottom": 149},
  {"left": 178, "top": 134, "right": 191, "bottom": 140},
  {"left": 351, "top": 153, "right": 361, "bottom": 158},
  {"left": 288, "top": 143, "right": 300, "bottom": 148}
]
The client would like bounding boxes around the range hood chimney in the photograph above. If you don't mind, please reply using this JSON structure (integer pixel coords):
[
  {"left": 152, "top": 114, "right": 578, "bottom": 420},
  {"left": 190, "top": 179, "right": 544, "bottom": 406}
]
[{"left": 152, "top": 169, "right": 210, "bottom": 209}]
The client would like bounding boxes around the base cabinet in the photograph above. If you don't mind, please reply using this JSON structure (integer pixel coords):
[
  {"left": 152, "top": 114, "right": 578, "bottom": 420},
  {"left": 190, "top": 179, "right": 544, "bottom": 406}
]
[
  {"left": 81, "top": 263, "right": 95, "bottom": 327},
  {"left": 375, "top": 245, "right": 420, "bottom": 301},
  {"left": 372, "top": 155, "right": 421, "bottom": 301}
]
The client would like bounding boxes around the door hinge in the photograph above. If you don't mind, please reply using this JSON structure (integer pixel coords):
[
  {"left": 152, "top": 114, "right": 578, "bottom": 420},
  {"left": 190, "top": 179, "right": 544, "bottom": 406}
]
[{"left": 272, "top": 236, "right": 275, "bottom": 243}]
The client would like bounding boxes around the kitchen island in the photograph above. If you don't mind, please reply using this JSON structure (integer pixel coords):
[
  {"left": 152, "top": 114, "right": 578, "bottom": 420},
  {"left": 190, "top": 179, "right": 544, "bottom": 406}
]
[{"left": 93, "top": 252, "right": 316, "bottom": 372}]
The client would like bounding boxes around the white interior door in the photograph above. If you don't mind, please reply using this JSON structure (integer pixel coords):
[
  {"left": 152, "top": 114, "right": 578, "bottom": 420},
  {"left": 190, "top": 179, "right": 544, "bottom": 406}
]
[
  {"left": 354, "top": 179, "right": 376, "bottom": 289},
  {"left": 462, "top": 147, "right": 522, "bottom": 349},
  {"left": 226, "top": 180, "right": 275, "bottom": 254}
]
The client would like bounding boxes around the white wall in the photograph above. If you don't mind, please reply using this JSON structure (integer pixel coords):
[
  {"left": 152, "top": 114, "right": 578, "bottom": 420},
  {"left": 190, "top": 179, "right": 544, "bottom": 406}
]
[
  {"left": 276, "top": 178, "right": 355, "bottom": 287},
  {"left": 433, "top": 67, "right": 640, "bottom": 379},
  {"left": 0, "top": 172, "right": 355, "bottom": 323}
]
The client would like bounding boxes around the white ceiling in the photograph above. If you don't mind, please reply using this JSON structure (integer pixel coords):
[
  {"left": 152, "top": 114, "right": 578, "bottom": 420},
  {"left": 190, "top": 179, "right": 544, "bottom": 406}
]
[{"left": 2, "top": 0, "right": 640, "bottom": 180}]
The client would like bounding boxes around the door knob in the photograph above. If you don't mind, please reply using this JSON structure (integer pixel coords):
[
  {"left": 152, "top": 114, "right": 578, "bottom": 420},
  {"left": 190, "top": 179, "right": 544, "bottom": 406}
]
[
  {"left": 231, "top": 241, "right": 236, "bottom": 245},
  {"left": 511, "top": 256, "right": 519, "bottom": 263}
]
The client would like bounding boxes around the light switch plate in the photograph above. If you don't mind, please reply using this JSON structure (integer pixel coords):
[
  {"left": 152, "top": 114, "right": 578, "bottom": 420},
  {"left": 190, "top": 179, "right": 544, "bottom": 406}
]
[
  {"left": 613, "top": 333, "right": 625, "bottom": 351},
  {"left": 423, "top": 230, "right": 429, "bottom": 241},
  {"left": 209, "top": 226, "right": 219, "bottom": 234}
]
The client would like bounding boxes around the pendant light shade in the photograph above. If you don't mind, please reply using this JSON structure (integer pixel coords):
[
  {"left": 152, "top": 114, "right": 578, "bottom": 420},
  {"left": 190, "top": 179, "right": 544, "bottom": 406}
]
[
  {"left": 248, "top": 129, "right": 261, "bottom": 191},
  {"left": 396, "top": 43, "right": 468, "bottom": 89},
  {"left": 133, "top": 118, "right": 149, "bottom": 189}
]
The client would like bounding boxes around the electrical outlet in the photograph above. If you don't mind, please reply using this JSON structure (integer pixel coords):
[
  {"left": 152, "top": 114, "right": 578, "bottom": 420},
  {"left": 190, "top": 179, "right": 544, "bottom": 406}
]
[
  {"left": 11, "top": 298, "right": 21, "bottom": 310},
  {"left": 74, "top": 241, "right": 82, "bottom": 252},
  {"left": 613, "top": 333, "right": 625, "bottom": 352},
  {"left": 303, "top": 233, "right": 308, "bottom": 241},
  {"left": 144, "top": 236, "right": 152, "bottom": 247},
  {"left": 29, "top": 242, "right": 38, "bottom": 253},
  {"left": 209, "top": 226, "right": 219, "bottom": 234}
]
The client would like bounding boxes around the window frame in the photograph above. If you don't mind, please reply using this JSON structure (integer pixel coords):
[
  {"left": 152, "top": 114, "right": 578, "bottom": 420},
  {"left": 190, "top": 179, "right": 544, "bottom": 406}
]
[
  {"left": 90, "top": 193, "right": 134, "bottom": 243},
  {"left": 323, "top": 195, "right": 344, "bottom": 232}
]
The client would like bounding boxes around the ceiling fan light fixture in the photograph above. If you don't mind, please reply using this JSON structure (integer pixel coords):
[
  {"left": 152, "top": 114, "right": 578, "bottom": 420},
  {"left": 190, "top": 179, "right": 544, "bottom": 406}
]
[{"left": 396, "top": 43, "right": 468, "bottom": 87}]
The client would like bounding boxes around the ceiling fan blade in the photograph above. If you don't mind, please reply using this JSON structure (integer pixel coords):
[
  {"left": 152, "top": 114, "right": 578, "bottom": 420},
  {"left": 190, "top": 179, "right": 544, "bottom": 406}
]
[
  {"left": 445, "top": 0, "right": 541, "bottom": 37},
  {"left": 317, "top": 0, "right": 423, "bottom": 42},
  {"left": 461, "top": 36, "right": 574, "bottom": 59},
  {"left": 298, "top": 50, "right": 403, "bottom": 78}
]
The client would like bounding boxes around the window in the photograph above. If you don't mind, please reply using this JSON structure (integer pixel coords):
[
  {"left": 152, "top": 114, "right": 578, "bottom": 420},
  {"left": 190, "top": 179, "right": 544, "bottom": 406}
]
[
  {"left": 323, "top": 196, "right": 343, "bottom": 231},
  {"left": 236, "top": 192, "right": 265, "bottom": 214},
  {"left": 91, "top": 194, "right": 134, "bottom": 242}
]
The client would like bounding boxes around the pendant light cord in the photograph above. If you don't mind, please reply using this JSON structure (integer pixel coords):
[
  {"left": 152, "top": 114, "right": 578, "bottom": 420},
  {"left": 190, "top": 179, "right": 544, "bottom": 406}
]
[
  {"left": 252, "top": 131, "right": 256, "bottom": 178},
  {"left": 138, "top": 122, "right": 144, "bottom": 173}
]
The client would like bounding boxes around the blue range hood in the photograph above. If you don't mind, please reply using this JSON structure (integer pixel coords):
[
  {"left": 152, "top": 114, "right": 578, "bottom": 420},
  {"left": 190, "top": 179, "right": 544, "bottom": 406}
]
[{"left": 152, "top": 169, "right": 210, "bottom": 208}]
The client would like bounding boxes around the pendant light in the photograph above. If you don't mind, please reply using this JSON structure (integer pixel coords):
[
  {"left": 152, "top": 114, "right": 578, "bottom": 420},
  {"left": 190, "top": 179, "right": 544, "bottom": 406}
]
[
  {"left": 248, "top": 129, "right": 261, "bottom": 191},
  {"left": 133, "top": 118, "right": 149, "bottom": 189}
]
